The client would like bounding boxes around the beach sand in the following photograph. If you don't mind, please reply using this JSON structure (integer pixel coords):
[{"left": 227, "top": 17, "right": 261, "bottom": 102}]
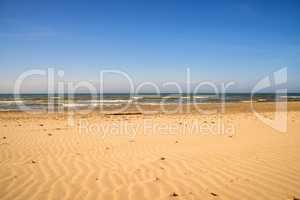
[{"left": 1, "top": 102, "right": 300, "bottom": 199}]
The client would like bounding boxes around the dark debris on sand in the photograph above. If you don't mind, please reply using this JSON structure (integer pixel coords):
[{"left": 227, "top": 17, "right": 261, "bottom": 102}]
[
  {"left": 210, "top": 192, "right": 218, "bottom": 196},
  {"left": 170, "top": 192, "right": 179, "bottom": 197}
]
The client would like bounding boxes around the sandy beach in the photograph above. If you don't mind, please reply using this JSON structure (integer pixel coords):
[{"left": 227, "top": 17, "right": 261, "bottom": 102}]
[{"left": 1, "top": 102, "right": 300, "bottom": 200}]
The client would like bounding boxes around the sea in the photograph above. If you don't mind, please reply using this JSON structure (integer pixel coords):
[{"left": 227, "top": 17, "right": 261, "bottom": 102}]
[{"left": 0, "top": 93, "right": 300, "bottom": 111}]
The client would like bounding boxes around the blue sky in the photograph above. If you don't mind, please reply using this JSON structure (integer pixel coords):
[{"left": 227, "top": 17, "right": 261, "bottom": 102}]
[{"left": 0, "top": 0, "right": 300, "bottom": 93}]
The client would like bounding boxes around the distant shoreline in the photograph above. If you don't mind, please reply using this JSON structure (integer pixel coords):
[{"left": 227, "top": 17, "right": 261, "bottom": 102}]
[{"left": 1, "top": 101, "right": 300, "bottom": 114}]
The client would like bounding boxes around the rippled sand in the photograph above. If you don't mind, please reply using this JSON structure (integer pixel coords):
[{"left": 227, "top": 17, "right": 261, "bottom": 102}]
[{"left": 1, "top": 102, "right": 300, "bottom": 200}]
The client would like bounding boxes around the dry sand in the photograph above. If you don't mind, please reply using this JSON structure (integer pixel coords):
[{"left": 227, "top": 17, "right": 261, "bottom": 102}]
[{"left": 1, "top": 102, "right": 300, "bottom": 199}]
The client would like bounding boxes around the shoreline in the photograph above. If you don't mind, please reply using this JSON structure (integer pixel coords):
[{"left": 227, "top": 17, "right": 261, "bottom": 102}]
[{"left": 1, "top": 101, "right": 300, "bottom": 114}]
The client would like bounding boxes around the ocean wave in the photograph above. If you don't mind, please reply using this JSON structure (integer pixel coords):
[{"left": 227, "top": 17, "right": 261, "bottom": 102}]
[
  {"left": 280, "top": 95, "right": 300, "bottom": 99},
  {"left": 0, "top": 100, "right": 24, "bottom": 104},
  {"left": 63, "top": 103, "right": 124, "bottom": 108},
  {"left": 138, "top": 102, "right": 202, "bottom": 105},
  {"left": 257, "top": 98, "right": 268, "bottom": 102},
  {"left": 132, "top": 96, "right": 144, "bottom": 100},
  {"left": 49, "top": 96, "right": 62, "bottom": 99},
  {"left": 63, "top": 103, "right": 97, "bottom": 108},
  {"left": 193, "top": 95, "right": 217, "bottom": 99},
  {"left": 81, "top": 99, "right": 132, "bottom": 103}
]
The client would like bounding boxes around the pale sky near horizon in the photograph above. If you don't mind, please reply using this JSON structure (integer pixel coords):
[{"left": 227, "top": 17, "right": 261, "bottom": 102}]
[{"left": 0, "top": 0, "right": 300, "bottom": 93}]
